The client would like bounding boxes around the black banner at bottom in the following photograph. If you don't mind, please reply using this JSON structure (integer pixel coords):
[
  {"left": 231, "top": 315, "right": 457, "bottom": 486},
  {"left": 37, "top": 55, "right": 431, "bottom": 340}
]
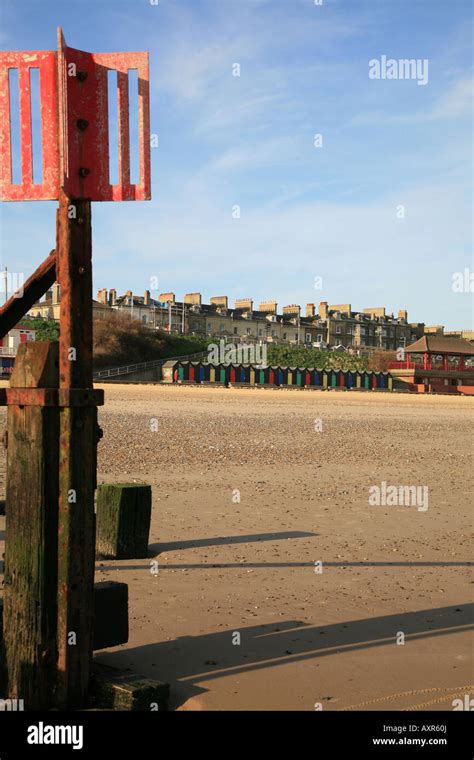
[{"left": 0, "top": 710, "right": 472, "bottom": 757}]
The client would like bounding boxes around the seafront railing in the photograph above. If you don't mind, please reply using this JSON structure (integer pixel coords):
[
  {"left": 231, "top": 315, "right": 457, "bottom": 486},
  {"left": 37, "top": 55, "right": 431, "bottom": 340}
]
[{"left": 93, "top": 351, "right": 208, "bottom": 381}]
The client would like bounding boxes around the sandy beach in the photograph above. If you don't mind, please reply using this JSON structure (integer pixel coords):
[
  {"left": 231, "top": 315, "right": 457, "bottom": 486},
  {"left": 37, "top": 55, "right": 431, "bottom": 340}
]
[{"left": 1, "top": 383, "right": 472, "bottom": 710}]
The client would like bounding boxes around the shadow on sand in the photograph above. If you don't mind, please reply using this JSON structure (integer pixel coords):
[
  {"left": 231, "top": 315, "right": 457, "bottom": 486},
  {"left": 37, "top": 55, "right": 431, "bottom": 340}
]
[
  {"left": 95, "top": 602, "right": 473, "bottom": 709},
  {"left": 147, "top": 530, "right": 317, "bottom": 556}
]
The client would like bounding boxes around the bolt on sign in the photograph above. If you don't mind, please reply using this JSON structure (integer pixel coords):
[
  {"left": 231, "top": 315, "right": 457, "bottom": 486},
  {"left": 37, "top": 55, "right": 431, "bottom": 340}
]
[{"left": 0, "top": 27, "right": 151, "bottom": 201}]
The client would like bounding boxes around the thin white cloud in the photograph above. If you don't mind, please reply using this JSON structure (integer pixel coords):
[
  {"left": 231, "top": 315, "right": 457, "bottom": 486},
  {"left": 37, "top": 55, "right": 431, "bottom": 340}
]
[
  {"left": 429, "top": 77, "right": 473, "bottom": 120},
  {"left": 159, "top": 39, "right": 256, "bottom": 102},
  {"left": 208, "top": 136, "right": 298, "bottom": 171},
  {"left": 352, "top": 77, "right": 473, "bottom": 126},
  {"left": 90, "top": 177, "right": 471, "bottom": 303}
]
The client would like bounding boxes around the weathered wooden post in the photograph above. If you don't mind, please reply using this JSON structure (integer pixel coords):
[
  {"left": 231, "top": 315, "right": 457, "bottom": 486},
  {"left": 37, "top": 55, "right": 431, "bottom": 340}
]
[
  {"left": 2, "top": 342, "right": 59, "bottom": 709},
  {"left": 0, "top": 27, "right": 151, "bottom": 709},
  {"left": 96, "top": 483, "right": 152, "bottom": 559}
]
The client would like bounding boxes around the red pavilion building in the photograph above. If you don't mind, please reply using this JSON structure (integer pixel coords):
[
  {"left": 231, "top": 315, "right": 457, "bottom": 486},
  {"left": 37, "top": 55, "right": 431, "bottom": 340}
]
[{"left": 389, "top": 336, "right": 474, "bottom": 394}]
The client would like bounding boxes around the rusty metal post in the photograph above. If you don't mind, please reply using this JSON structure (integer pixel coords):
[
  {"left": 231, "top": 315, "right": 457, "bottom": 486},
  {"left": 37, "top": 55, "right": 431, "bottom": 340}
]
[
  {"left": 55, "top": 189, "right": 97, "bottom": 708},
  {"left": 0, "top": 250, "right": 56, "bottom": 338}
]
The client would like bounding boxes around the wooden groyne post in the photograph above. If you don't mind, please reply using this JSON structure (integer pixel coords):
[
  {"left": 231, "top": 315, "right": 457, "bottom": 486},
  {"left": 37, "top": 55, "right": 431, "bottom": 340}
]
[{"left": 0, "top": 26, "right": 151, "bottom": 709}]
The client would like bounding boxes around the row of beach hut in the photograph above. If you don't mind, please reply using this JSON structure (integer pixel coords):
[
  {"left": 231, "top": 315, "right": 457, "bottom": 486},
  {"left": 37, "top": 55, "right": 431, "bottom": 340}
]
[{"left": 162, "top": 361, "right": 393, "bottom": 390}]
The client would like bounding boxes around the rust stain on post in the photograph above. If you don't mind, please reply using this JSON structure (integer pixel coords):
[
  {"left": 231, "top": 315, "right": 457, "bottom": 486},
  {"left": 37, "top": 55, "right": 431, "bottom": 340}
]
[{"left": 56, "top": 189, "right": 96, "bottom": 708}]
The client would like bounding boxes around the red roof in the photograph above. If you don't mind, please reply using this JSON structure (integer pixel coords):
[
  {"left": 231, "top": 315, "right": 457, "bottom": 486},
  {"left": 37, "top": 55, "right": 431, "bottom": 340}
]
[
  {"left": 10, "top": 323, "right": 35, "bottom": 331},
  {"left": 406, "top": 336, "right": 474, "bottom": 355}
]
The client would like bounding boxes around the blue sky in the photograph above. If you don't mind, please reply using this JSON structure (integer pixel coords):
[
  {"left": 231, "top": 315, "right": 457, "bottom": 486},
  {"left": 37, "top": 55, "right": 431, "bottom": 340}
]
[{"left": 1, "top": 0, "right": 472, "bottom": 329}]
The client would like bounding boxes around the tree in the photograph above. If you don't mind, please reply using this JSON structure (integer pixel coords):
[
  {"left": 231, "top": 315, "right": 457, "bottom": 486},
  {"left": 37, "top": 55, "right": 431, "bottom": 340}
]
[{"left": 22, "top": 318, "right": 59, "bottom": 342}]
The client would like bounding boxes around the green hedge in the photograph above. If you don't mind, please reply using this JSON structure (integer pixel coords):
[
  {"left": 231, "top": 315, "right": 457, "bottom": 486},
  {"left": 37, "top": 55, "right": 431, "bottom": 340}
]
[{"left": 266, "top": 346, "right": 368, "bottom": 371}]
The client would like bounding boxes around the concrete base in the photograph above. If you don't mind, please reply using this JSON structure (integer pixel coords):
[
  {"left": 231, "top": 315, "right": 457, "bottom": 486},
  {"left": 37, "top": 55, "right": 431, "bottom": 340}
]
[{"left": 90, "top": 663, "right": 169, "bottom": 711}]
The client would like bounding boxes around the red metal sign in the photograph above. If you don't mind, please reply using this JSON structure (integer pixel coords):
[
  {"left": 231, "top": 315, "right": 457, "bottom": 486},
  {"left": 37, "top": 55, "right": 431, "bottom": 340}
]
[
  {"left": 0, "top": 27, "right": 150, "bottom": 202},
  {"left": 0, "top": 50, "right": 59, "bottom": 200}
]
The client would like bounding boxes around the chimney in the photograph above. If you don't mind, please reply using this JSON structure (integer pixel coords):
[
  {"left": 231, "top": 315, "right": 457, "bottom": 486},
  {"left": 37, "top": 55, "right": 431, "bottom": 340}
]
[
  {"left": 363, "top": 307, "right": 386, "bottom": 318},
  {"left": 283, "top": 304, "right": 301, "bottom": 317},
  {"left": 159, "top": 292, "right": 175, "bottom": 303},
  {"left": 319, "top": 301, "right": 328, "bottom": 319},
  {"left": 398, "top": 309, "right": 407, "bottom": 322},
  {"left": 52, "top": 282, "right": 60, "bottom": 304},
  {"left": 97, "top": 288, "right": 108, "bottom": 305},
  {"left": 306, "top": 303, "right": 315, "bottom": 318},
  {"left": 210, "top": 296, "right": 228, "bottom": 309},
  {"left": 184, "top": 292, "right": 202, "bottom": 306},
  {"left": 329, "top": 303, "right": 351, "bottom": 315},
  {"left": 144, "top": 290, "right": 151, "bottom": 306},
  {"left": 259, "top": 300, "right": 278, "bottom": 314},
  {"left": 235, "top": 298, "right": 253, "bottom": 311},
  {"left": 109, "top": 288, "right": 117, "bottom": 306}
]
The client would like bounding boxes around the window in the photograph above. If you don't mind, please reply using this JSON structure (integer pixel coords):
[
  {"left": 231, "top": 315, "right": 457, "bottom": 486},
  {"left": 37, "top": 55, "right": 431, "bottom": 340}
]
[
  {"left": 283, "top": 332, "right": 287, "bottom": 340},
  {"left": 247, "top": 327, "right": 251, "bottom": 335},
  {"left": 220, "top": 324, "right": 225, "bottom": 333},
  {"left": 306, "top": 333, "right": 311, "bottom": 343},
  {"left": 295, "top": 333, "right": 298, "bottom": 340},
  {"left": 142, "top": 315, "right": 147, "bottom": 323},
  {"left": 271, "top": 330, "right": 276, "bottom": 337},
  {"left": 259, "top": 329, "right": 263, "bottom": 336},
  {"left": 316, "top": 335, "right": 322, "bottom": 343},
  {"left": 233, "top": 327, "right": 238, "bottom": 335},
  {"left": 448, "top": 355, "right": 460, "bottom": 369},
  {"left": 336, "top": 326, "right": 342, "bottom": 334}
]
